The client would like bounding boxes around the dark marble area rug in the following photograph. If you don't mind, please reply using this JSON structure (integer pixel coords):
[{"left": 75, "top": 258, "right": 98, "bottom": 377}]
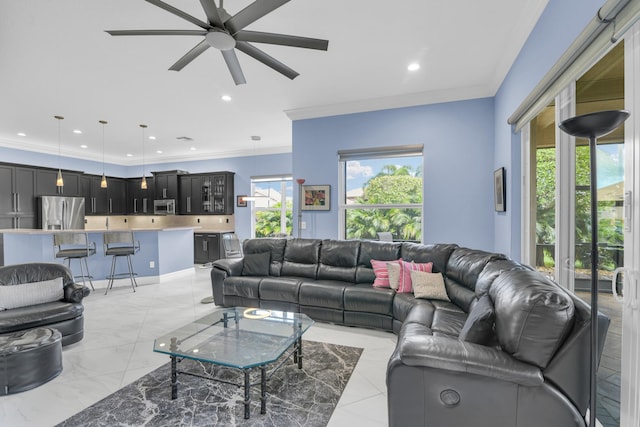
[{"left": 57, "top": 341, "right": 363, "bottom": 427}]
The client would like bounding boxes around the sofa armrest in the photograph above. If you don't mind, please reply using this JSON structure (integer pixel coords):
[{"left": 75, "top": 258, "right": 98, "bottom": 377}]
[
  {"left": 211, "top": 258, "right": 245, "bottom": 306},
  {"left": 398, "top": 324, "right": 543, "bottom": 387},
  {"left": 63, "top": 282, "right": 90, "bottom": 303},
  {"left": 212, "top": 258, "right": 244, "bottom": 276}
]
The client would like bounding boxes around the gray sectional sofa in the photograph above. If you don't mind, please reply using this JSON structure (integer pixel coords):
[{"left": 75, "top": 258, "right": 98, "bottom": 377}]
[{"left": 210, "top": 237, "right": 609, "bottom": 427}]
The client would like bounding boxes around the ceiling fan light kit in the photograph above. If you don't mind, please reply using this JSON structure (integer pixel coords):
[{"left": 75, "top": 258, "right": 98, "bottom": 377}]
[{"left": 106, "top": 0, "right": 329, "bottom": 85}]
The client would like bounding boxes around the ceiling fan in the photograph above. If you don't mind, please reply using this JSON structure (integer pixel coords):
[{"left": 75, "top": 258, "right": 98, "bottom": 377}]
[{"left": 106, "top": 0, "right": 329, "bottom": 85}]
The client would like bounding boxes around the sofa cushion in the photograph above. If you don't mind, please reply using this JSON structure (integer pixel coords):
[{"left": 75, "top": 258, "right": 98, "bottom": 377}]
[
  {"left": 490, "top": 270, "right": 575, "bottom": 368},
  {"left": 243, "top": 238, "right": 287, "bottom": 276},
  {"left": 411, "top": 271, "right": 449, "bottom": 302},
  {"left": 475, "top": 259, "right": 531, "bottom": 297},
  {"left": 318, "top": 240, "right": 359, "bottom": 282},
  {"left": 259, "top": 277, "right": 301, "bottom": 303},
  {"left": 0, "top": 301, "right": 83, "bottom": 334},
  {"left": 444, "top": 248, "right": 507, "bottom": 312},
  {"left": 429, "top": 302, "right": 467, "bottom": 337},
  {"left": 0, "top": 277, "right": 63, "bottom": 311},
  {"left": 459, "top": 294, "right": 496, "bottom": 345},
  {"left": 299, "top": 281, "right": 346, "bottom": 309},
  {"left": 281, "top": 239, "right": 321, "bottom": 279},
  {"left": 355, "top": 241, "right": 402, "bottom": 284},
  {"left": 343, "top": 285, "right": 394, "bottom": 315},
  {"left": 222, "top": 276, "right": 261, "bottom": 300},
  {"left": 398, "top": 260, "right": 432, "bottom": 293},
  {"left": 400, "top": 243, "right": 458, "bottom": 275},
  {"left": 242, "top": 252, "right": 271, "bottom": 276}
]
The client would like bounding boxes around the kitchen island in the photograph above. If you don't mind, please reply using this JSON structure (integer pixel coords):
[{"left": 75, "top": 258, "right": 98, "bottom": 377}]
[{"left": 0, "top": 227, "right": 196, "bottom": 287}]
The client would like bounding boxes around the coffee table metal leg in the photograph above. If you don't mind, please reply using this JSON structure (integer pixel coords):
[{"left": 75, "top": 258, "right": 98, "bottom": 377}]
[
  {"left": 170, "top": 355, "right": 178, "bottom": 399},
  {"left": 260, "top": 366, "right": 267, "bottom": 414},
  {"left": 244, "top": 370, "right": 251, "bottom": 419},
  {"left": 297, "top": 337, "right": 303, "bottom": 369}
]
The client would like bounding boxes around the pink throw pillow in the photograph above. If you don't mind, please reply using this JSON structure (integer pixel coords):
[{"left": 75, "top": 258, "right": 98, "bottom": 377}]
[
  {"left": 398, "top": 260, "right": 433, "bottom": 293},
  {"left": 371, "top": 259, "right": 400, "bottom": 288}
]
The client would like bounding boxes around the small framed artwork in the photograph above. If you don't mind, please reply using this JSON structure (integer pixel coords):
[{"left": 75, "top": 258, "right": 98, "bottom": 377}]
[
  {"left": 494, "top": 167, "right": 506, "bottom": 212},
  {"left": 236, "top": 195, "right": 247, "bottom": 207},
  {"left": 301, "top": 185, "right": 331, "bottom": 211}
]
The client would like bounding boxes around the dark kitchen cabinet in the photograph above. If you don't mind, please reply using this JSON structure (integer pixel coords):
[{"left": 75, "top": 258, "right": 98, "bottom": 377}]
[
  {"left": 179, "top": 175, "right": 204, "bottom": 215},
  {"left": 0, "top": 165, "right": 36, "bottom": 229},
  {"left": 127, "top": 177, "right": 154, "bottom": 215},
  {"left": 211, "top": 172, "right": 234, "bottom": 215},
  {"left": 153, "top": 170, "right": 187, "bottom": 201},
  {"left": 194, "top": 233, "right": 223, "bottom": 264},
  {"left": 81, "top": 175, "right": 125, "bottom": 215}
]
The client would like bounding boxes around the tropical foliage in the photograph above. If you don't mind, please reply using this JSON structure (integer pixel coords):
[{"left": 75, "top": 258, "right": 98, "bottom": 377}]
[
  {"left": 254, "top": 201, "right": 292, "bottom": 237},
  {"left": 345, "top": 165, "right": 422, "bottom": 241},
  {"left": 536, "top": 145, "right": 624, "bottom": 271}
]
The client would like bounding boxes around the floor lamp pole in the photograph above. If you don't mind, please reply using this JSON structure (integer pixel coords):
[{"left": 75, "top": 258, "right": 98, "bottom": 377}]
[
  {"left": 296, "top": 178, "right": 305, "bottom": 238},
  {"left": 559, "top": 110, "right": 629, "bottom": 427}
]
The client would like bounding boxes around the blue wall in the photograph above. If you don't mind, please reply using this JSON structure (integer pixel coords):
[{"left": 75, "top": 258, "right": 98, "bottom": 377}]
[
  {"left": 493, "top": 0, "right": 602, "bottom": 259},
  {"left": 292, "top": 97, "right": 496, "bottom": 250}
]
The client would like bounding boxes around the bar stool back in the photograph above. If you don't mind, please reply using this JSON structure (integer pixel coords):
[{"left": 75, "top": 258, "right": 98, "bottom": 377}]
[
  {"left": 53, "top": 232, "right": 96, "bottom": 290},
  {"left": 103, "top": 231, "right": 140, "bottom": 295}
]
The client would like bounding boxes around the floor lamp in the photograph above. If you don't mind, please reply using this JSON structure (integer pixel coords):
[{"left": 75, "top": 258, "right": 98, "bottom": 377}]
[
  {"left": 558, "top": 109, "right": 629, "bottom": 427},
  {"left": 296, "top": 178, "right": 305, "bottom": 238}
]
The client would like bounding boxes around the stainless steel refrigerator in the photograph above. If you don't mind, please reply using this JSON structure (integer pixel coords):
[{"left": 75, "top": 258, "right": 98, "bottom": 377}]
[{"left": 38, "top": 196, "right": 85, "bottom": 230}]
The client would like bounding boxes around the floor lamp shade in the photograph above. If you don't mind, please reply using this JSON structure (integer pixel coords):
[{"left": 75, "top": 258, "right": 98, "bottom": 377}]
[{"left": 558, "top": 109, "right": 629, "bottom": 427}]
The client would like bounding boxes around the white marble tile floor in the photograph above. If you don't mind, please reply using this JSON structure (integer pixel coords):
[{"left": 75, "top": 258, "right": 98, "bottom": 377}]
[{"left": 0, "top": 267, "right": 396, "bottom": 427}]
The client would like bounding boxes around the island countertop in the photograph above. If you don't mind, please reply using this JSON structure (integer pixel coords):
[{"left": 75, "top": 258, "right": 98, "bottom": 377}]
[{"left": 0, "top": 227, "right": 196, "bottom": 282}]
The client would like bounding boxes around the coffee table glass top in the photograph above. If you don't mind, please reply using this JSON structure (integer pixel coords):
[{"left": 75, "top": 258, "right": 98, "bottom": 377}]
[{"left": 153, "top": 307, "right": 314, "bottom": 369}]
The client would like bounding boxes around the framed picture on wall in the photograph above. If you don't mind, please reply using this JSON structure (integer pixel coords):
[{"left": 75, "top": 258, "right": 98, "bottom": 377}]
[
  {"left": 237, "top": 195, "right": 247, "bottom": 207},
  {"left": 301, "top": 185, "right": 331, "bottom": 211},
  {"left": 494, "top": 167, "right": 506, "bottom": 212}
]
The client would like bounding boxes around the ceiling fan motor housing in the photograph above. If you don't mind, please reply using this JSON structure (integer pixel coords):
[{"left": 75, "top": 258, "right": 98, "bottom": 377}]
[{"left": 206, "top": 29, "right": 235, "bottom": 51}]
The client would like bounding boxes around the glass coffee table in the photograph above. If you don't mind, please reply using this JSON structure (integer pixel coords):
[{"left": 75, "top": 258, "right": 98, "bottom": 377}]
[{"left": 153, "top": 307, "right": 314, "bottom": 419}]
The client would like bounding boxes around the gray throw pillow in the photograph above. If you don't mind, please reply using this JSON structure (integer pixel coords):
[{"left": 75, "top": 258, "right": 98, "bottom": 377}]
[
  {"left": 242, "top": 252, "right": 271, "bottom": 276},
  {"left": 459, "top": 294, "right": 496, "bottom": 345}
]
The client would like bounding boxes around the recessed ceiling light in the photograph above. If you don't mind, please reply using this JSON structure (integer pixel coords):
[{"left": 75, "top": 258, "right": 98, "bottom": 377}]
[
  {"left": 251, "top": 135, "right": 261, "bottom": 141},
  {"left": 149, "top": 136, "right": 156, "bottom": 140},
  {"left": 80, "top": 145, "right": 88, "bottom": 149},
  {"left": 190, "top": 147, "right": 196, "bottom": 151},
  {"left": 73, "top": 129, "right": 82, "bottom": 134},
  {"left": 221, "top": 95, "right": 232, "bottom": 101},
  {"left": 126, "top": 153, "right": 133, "bottom": 157},
  {"left": 17, "top": 132, "right": 26, "bottom": 137},
  {"left": 156, "top": 150, "right": 163, "bottom": 154},
  {"left": 408, "top": 63, "right": 420, "bottom": 71}
]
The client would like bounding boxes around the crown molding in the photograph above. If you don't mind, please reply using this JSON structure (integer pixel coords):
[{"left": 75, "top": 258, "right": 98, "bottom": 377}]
[{"left": 284, "top": 85, "right": 493, "bottom": 121}]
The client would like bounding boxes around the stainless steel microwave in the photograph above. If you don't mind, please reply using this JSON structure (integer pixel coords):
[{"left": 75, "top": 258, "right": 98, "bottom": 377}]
[{"left": 154, "top": 199, "right": 176, "bottom": 215}]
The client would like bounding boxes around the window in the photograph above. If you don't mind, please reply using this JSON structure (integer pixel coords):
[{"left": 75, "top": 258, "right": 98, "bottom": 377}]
[
  {"left": 250, "top": 176, "right": 292, "bottom": 238},
  {"left": 339, "top": 145, "right": 423, "bottom": 242}
]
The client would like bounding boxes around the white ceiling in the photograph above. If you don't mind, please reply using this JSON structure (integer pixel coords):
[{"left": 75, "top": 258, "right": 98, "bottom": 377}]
[{"left": 0, "top": 0, "right": 548, "bottom": 166}]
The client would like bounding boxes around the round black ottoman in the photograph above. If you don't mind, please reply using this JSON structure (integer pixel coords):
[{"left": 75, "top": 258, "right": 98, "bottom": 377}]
[{"left": 0, "top": 328, "right": 62, "bottom": 395}]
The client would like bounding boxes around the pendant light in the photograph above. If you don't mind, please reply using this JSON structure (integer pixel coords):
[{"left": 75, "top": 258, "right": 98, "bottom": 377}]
[
  {"left": 140, "top": 124, "right": 148, "bottom": 189},
  {"left": 99, "top": 120, "right": 108, "bottom": 188},
  {"left": 54, "top": 115, "right": 64, "bottom": 187}
]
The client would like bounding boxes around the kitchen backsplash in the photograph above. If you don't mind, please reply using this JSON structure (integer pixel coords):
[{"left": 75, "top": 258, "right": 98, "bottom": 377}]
[{"left": 85, "top": 215, "right": 234, "bottom": 231}]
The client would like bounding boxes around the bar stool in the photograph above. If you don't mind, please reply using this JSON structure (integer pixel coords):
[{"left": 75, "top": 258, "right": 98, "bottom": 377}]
[
  {"left": 103, "top": 231, "right": 140, "bottom": 295},
  {"left": 53, "top": 232, "right": 96, "bottom": 290}
]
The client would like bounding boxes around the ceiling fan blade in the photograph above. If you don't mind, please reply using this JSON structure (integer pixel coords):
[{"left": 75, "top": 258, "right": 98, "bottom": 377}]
[
  {"left": 236, "top": 41, "right": 298, "bottom": 80},
  {"left": 106, "top": 30, "right": 207, "bottom": 36},
  {"left": 221, "top": 50, "right": 247, "bottom": 85},
  {"left": 169, "top": 40, "right": 211, "bottom": 71},
  {"left": 225, "top": 0, "right": 291, "bottom": 34},
  {"left": 234, "top": 30, "right": 328, "bottom": 50},
  {"left": 199, "top": 0, "right": 224, "bottom": 27},
  {"left": 145, "top": 0, "right": 211, "bottom": 30}
]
